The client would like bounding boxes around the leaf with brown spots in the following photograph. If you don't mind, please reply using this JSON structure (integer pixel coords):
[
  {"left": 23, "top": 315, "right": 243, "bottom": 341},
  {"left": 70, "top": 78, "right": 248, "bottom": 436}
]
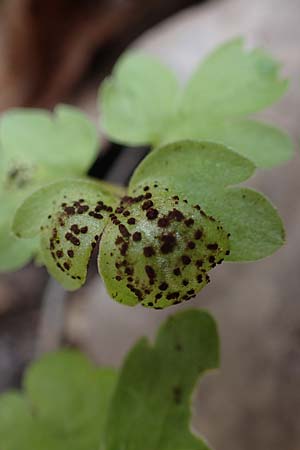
[
  {"left": 130, "top": 141, "right": 285, "bottom": 261},
  {"left": 13, "top": 179, "right": 118, "bottom": 290},
  {"left": 99, "top": 183, "right": 229, "bottom": 308}
]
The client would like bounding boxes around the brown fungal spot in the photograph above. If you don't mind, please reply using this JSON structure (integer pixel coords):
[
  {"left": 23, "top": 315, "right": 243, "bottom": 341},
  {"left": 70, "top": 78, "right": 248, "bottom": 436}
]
[
  {"left": 209, "top": 255, "right": 215, "bottom": 264},
  {"left": 196, "top": 259, "right": 203, "bottom": 268},
  {"left": 65, "top": 233, "right": 80, "bottom": 246},
  {"left": 56, "top": 250, "right": 63, "bottom": 258},
  {"left": 123, "top": 210, "right": 130, "bottom": 217},
  {"left": 182, "top": 255, "right": 191, "bottom": 265},
  {"left": 159, "top": 282, "right": 168, "bottom": 291},
  {"left": 142, "top": 200, "right": 154, "bottom": 210},
  {"left": 77, "top": 205, "right": 89, "bottom": 214},
  {"left": 155, "top": 293, "right": 162, "bottom": 300},
  {"left": 115, "top": 236, "right": 124, "bottom": 245},
  {"left": 119, "top": 224, "right": 130, "bottom": 238},
  {"left": 207, "top": 243, "right": 218, "bottom": 251},
  {"left": 116, "top": 275, "right": 122, "bottom": 281},
  {"left": 127, "top": 218, "right": 136, "bottom": 225},
  {"left": 187, "top": 241, "right": 195, "bottom": 249},
  {"left": 167, "top": 292, "right": 180, "bottom": 300},
  {"left": 145, "top": 265, "right": 156, "bottom": 283},
  {"left": 160, "top": 233, "right": 177, "bottom": 254},
  {"left": 143, "top": 186, "right": 149, "bottom": 192},
  {"left": 182, "top": 279, "right": 189, "bottom": 286},
  {"left": 132, "top": 232, "right": 142, "bottom": 242},
  {"left": 64, "top": 206, "right": 75, "bottom": 215},
  {"left": 80, "top": 226, "right": 88, "bottom": 234},
  {"left": 63, "top": 262, "right": 70, "bottom": 270},
  {"left": 158, "top": 217, "right": 170, "bottom": 228},
  {"left": 197, "top": 274, "right": 203, "bottom": 283},
  {"left": 144, "top": 192, "right": 152, "bottom": 199},
  {"left": 120, "top": 243, "right": 128, "bottom": 256},
  {"left": 184, "top": 218, "right": 194, "bottom": 227},
  {"left": 146, "top": 208, "right": 158, "bottom": 220},
  {"left": 173, "top": 268, "right": 181, "bottom": 276},
  {"left": 71, "top": 224, "right": 80, "bottom": 235},
  {"left": 67, "top": 250, "right": 74, "bottom": 258},
  {"left": 194, "top": 229, "right": 203, "bottom": 240},
  {"left": 143, "top": 246, "right": 155, "bottom": 257}
]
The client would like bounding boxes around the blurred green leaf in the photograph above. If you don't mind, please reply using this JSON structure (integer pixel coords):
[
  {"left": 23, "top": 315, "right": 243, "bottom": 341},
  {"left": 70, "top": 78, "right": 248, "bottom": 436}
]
[
  {"left": 13, "top": 179, "right": 118, "bottom": 290},
  {"left": 99, "top": 53, "right": 180, "bottom": 145},
  {"left": 105, "top": 309, "right": 218, "bottom": 450},
  {"left": 181, "top": 37, "right": 288, "bottom": 117},
  {"left": 100, "top": 39, "right": 292, "bottom": 168},
  {"left": 99, "top": 183, "right": 229, "bottom": 308},
  {"left": 162, "top": 117, "right": 293, "bottom": 169},
  {"left": 130, "top": 141, "right": 284, "bottom": 261},
  {"left": 0, "top": 105, "right": 99, "bottom": 272},
  {"left": 0, "top": 351, "right": 117, "bottom": 450}
]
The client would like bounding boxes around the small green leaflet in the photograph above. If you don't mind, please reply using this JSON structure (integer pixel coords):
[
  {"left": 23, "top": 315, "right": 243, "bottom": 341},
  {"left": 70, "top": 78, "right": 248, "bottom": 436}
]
[
  {"left": 13, "top": 179, "right": 118, "bottom": 290},
  {"left": 105, "top": 309, "right": 218, "bottom": 450},
  {"left": 0, "top": 104, "right": 99, "bottom": 272},
  {"left": 0, "top": 351, "right": 118, "bottom": 450},
  {"left": 130, "top": 141, "right": 285, "bottom": 261},
  {"left": 0, "top": 310, "right": 218, "bottom": 450},
  {"left": 99, "top": 37, "right": 293, "bottom": 168},
  {"left": 100, "top": 53, "right": 180, "bottom": 146}
]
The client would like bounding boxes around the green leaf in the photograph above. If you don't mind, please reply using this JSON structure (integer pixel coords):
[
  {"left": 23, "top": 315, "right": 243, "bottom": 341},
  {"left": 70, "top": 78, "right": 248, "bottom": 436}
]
[
  {"left": 181, "top": 37, "right": 288, "bottom": 117},
  {"left": 105, "top": 309, "right": 218, "bottom": 450},
  {"left": 129, "top": 141, "right": 284, "bottom": 261},
  {"left": 99, "top": 183, "right": 229, "bottom": 308},
  {"left": 0, "top": 351, "right": 118, "bottom": 450},
  {"left": 99, "top": 53, "right": 180, "bottom": 145},
  {"left": 0, "top": 104, "right": 99, "bottom": 273},
  {"left": 13, "top": 179, "right": 118, "bottom": 290},
  {"left": 161, "top": 117, "right": 293, "bottom": 169},
  {"left": 0, "top": 104, "right": 98, "bottom": 182}
]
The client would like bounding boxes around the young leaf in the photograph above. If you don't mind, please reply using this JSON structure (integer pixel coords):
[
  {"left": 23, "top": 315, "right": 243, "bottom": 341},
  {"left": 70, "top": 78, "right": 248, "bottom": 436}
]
[
  {"left": 0, "top": 104, "right": 99, "bottom": 272},
  {"left": 0, "top": 351, "right": 118, "bottom": 450},
  {"left": 0, "top": 104, "right": 98, "bottom": 179},
  {"left": 162, "top": 117, "right": 293, "bottom": 169},
  {"left": 99, "top": 184, "right": 229, "bottom": 308},
  {"left": 13, "top": 179, "right": 118, "bottom": 290},
  {"left": 99, "top": 40, "right": 292, "bottom": 168},
  {"left": 105, "top": 309, "right": 218, "bottom": 450},
  {"left": 181, "top": 37, "right": 288, "bottom": 117},
  {"left": 99, "top": 53, "right": 180, "bottom": 145},
  {"left": 130, "top": 141, "right": 285, "bottom": 261}
]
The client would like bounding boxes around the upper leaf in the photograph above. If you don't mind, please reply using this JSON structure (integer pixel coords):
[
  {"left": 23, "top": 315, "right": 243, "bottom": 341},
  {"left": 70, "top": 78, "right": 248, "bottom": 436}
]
[
  {"left": 99, "top": 39, "right": 292, "bottom": 168},
  {"left": 13, "top": 179, "right": 118, "bottom": 290},
  {"left": 0, "top": 350, "right": 118, "bottom": 450},
  {"left": 181, "top": 37, "right": 288, "bottom": 117},
  {"left": 99, "top": 53, "right": 180, "bottom": 146},
  {"left": 0, "top": 104, "right": 98, "bottom": 181},
  {"left": 130, "top": 141, "right": 285, "bottom": 261},
  {"left": 161, "top": 117, "right": 293, "bottom": 169},
  {"left": 105, "top": 309, "right": 218, "bottom": 450}
]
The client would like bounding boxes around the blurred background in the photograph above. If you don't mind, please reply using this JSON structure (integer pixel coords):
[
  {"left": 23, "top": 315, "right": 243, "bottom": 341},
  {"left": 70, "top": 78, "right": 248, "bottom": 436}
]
[{"left": 0, "top": 1, "right": 299, "bottom": 449}]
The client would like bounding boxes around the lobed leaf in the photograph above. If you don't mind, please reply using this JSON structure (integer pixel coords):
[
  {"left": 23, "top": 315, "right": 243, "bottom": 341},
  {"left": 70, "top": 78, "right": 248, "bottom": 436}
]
[
  {"left": 99, "top": 39, "right": 292, "bottom": 168},
  {"left": 161, "top": 117, "right": 293, "bottom": 169},
  {"left": 181, "top": 37, "right": 288, "bottom": 117},
  {"left": 13, "top": 179, "right": 118, "bottom": 290},
  {"left": 99, "top": 183, "right": 229, "bottom": 308},
  {"left": 0, "top": 351, "right": 118, "bottom": 450},
  {"left": 99, "top": 53, "right": 180, "bottom": 146},
  {"left": 105, "top": 309, "right": 218, "bottom": 450},
  {"left": 130, "top": 141, "right": 284, "bottom": 261},
  {"left": 0, "top": 104, "right": 98, "bottom": 181}
]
